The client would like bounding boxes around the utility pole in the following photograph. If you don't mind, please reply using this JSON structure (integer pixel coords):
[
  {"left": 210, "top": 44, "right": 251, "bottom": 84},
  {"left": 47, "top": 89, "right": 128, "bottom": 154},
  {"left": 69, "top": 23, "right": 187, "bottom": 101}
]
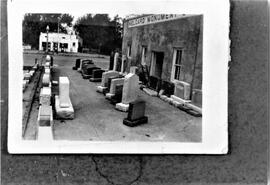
[
  {"left": 57, "top": 16, "right": 61, "bottom": 53},
  {"left": 46, "top": 25, "right": 49, "bottom": 53}
]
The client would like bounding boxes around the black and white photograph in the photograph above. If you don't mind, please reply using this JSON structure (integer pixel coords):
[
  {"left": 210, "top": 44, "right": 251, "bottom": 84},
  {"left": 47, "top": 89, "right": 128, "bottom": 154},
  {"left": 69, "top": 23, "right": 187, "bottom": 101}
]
[{"left": 8, "top": 0, "right": 229, "bottom": 153}]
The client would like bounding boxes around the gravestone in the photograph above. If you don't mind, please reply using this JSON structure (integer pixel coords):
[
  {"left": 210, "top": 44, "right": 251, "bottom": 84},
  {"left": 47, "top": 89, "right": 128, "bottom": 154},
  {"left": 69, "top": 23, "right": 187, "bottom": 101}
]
[
  {"left": 170, "top": 81, "right": 191, "bottom": 105},
  {"left": 96, "top": 71, "right": 119, "bottom": 93},
  {"left": 45, "top": 62, "right": 50, "bottom": 68},
  {"left": 37, "top": 105, "right": 54, "bottom": 141},
  {"left": 130, "top": 66, "right": 138, "bottom": 74},
  {"left": 40, "top": 87, "right": 51, "bottom": 105},
  {"left": 123, "top": 99, "right": 148, "bottom": 127},
  {"left": 115, "top": 73, "right": 139, "bottom": 112},
  {"left": 46, "top": 55, "right": 51, "bottom": 62},
  {"left": 42, "top": 73, "right": 50, "bottom": 87},
  {"left": 73, "top": 58, "right": 81, "bottom": 70},
  {"left": 83, "top": 66, "right": 100, "bottom": 79},
  {"left": 59, "top": 77, "right": 70, "bottom": 108},
  {"left": 44, "top": 67, "right": 50, "bottom": 74},
  {"left": 89, "top": 69, "right": 105, "bottom": 82},
  {"left": 105, "top": 78, "right": 125, "bottom": 99},
  {"left": 38, "top": 105, "right": 53, "bottom": 126},
  {"left": 24, "top": 72, "right": 31, "bottom": 81},
  {"left": 113, "top": 52, "right": 119, "bottom": 71},
  {"left": 55, "top": 77, "right": 74, "bottom": 119},
  {"left": 81, "top": 64, "right": 96, "bottom": 79},
  {"left": 186, "top": 89, "right": 202, "bottom": 115},
  {"left": 110, "top": 84, "right": 123, "bottom": 104}
]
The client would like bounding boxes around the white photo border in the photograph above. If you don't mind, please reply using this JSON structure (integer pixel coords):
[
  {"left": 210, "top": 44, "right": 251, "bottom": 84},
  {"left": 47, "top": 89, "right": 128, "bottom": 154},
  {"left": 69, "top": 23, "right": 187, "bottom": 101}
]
[{"left": 8, "top": 0, "right": 229, "bottom": 154}]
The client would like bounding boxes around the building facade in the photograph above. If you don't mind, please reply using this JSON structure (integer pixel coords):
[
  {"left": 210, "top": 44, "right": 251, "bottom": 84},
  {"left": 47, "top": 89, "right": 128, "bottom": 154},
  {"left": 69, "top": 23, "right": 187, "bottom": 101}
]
[
  {"left": 122, "top": 14, "right": 203, "bottom": 101},
  {"left": 39, "top": 32, "right": 83, "bottom": 53}
]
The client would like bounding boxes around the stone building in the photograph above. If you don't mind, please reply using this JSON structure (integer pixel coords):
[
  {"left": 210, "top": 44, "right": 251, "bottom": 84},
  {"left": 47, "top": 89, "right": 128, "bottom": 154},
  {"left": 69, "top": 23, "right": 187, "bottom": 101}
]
[
  {"left": 121, "top": 14, "right": 203, "bottom": 106},
  {"left": 39, "top": 32, "right": 83, "bottom": 53}
]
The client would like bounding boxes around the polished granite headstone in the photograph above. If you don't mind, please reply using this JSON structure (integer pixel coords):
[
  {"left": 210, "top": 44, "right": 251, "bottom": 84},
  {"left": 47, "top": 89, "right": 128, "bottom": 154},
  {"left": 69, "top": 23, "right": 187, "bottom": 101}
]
[{"left": 123, "top": 99, "right": 148, "bottom": 127}]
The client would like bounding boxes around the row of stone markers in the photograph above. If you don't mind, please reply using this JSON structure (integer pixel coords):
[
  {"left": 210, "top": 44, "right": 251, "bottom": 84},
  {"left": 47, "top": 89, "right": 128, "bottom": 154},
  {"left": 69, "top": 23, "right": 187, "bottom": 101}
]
[
  {"left": 23, "top": 61, "right": 39, "bottom": 91},
  {"left": 95, "top": 63, "right": 148, "bottom": 126},
  {"left": 37, "top": 55, "right": 74, "bottom": 141}
]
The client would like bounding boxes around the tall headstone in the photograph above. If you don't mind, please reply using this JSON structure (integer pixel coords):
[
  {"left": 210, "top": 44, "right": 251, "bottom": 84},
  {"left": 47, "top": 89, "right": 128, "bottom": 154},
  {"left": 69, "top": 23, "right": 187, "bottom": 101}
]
[
  {"left": 55, "top": 76, "right": 74, "bottom": 119},
  {"left": 113, "top": 52, "right": 119, "bottom": 71},
  {"left": 186, "top": 89, "right": 202, "bottom": 115},
  {"left": 115, "top": 73, "right": 139, "bottom": 111},
  {"left": 59, "top": 77, "right": 70, "bottom": 108}
]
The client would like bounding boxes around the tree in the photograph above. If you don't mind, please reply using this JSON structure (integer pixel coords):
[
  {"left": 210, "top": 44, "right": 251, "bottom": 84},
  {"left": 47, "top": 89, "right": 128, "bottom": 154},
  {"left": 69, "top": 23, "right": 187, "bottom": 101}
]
[
  {"left": 22, "top": 13, "right": 74, "bottom": 49},
  {"left": 74, "top": 14, "right": 122, "bottom": 54}
]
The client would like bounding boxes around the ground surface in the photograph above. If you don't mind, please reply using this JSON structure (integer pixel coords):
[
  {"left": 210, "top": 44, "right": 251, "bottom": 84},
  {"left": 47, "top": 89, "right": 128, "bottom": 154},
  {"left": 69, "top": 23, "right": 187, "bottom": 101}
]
[{"left": 23, "top": 52, "right": 201, "bottom": 142}]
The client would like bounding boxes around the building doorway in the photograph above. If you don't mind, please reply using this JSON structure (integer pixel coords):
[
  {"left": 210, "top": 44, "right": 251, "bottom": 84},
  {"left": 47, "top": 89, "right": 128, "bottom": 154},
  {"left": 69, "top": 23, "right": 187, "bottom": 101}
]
[
  {"left": 149, "top": 51, "right": 164, "bottom": 90},
  {"left": 150, "top": 51, "right": 164, "bottom": 79}
]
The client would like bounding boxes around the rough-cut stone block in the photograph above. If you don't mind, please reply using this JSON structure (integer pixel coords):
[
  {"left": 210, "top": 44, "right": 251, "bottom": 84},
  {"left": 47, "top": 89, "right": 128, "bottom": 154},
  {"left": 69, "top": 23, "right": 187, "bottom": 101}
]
[
  {"left": 115, "top": 102, "right": 129, "bottom": 112},
  {"left": 96, "top": 86, "right": 107, "bottom": 93},
  {"left": 142, "top": 87, "right": 158, "bottom": 96},
  {"left": 171, "top": 95, "right": 191, "bottom": 105},
  {"left": 55, "top": 95, "right": 74, "bottom": 119},
  {"left": 59, "top": 77, "right": 70, "bottom": 108},
  {"left": 37, "top": 105, "right": 53, "bottom": 126},
  {"left": 40, "top": 87, "right": 51, "bottom": 105},
  {"left": 42, "top": 73, "right": 50, "bottom": 86},
  {"left": 174, "top": 81, "right": 191, "bottom": 100}
]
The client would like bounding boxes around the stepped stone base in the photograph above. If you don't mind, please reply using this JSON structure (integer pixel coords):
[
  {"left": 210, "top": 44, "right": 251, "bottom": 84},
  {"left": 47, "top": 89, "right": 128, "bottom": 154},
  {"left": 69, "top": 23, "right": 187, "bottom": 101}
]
[
  {"left": 55, "top": 95, "right": 74, "bottom": 119},
  {"left": 89, "top": 78, "right": 102, "bottom": 82},
  {"left": 115, "top": 103, "right": 129, "bottom": 112},
  {"left": 142, "top": 88, "right": 158, "bottom": 96},
  {"left": 96, "top": 86, "right": 107, "bottom": 93},
  {"left": 105, "top": 93, "right": 114, "bottom": 100},
  {"left": 123, "top": 116, "right": 148, "bottom": 127}
]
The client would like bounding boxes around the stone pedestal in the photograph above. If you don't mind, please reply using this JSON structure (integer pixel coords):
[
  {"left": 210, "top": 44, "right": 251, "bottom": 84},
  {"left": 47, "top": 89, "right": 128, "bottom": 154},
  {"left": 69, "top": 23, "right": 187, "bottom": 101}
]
[
  {"left": 59, "top": 77, "right": 70, "bottom": 108},
  {"left": 55, "top": 95, "right": 74, "bottom": 119},
  {"left": 106, "top": 78, "right": 125, "bottom": 99},
  {"left": 115, "top": 73, "right": 139, "bottom": 112},
  {"left": 40, "top": 87, "right": 51, "bottom": 105},
  {"left": 96, "top": 71, "right": 119, "bottom": 93},
  {"left": 37, "top": 105, "right": 53, "bottom": 126},
  {"left": 55, "top": 77, "right": 74, "bottom": 119}
]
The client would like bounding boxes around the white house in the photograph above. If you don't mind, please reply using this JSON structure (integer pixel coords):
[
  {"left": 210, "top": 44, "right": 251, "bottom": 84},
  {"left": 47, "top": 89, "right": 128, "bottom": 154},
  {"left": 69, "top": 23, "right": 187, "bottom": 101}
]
[{"left": 39, "top": 32, "right": 83, "bottom": 53}]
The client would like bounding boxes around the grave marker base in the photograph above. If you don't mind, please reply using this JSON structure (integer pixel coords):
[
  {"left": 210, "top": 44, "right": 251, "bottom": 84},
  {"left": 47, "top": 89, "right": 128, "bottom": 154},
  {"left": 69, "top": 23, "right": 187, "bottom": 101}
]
[
  {"left": 170, "top": 95, "right": 191, "bottom": 105},
  {"left": 89, "top": 77, "right": 102, "bottom": 82},
  {"left": 123, "top": 116, "right": 148, "bottom": 127},
  {"left": 105, "top": 93, "right": 114, "bottom": 100},
  {"left": 142, "top": 87, "right": 158, "bottom": 96},
  {"left": 55, "top": 95, "right": 74, "bottom": 119},
  {"left": 186, "top": 103, "right": 202, "bottom": 115},
  {"left": 96, "top": 86, "right": 107, "bottom": 93},
  {"left": 115, "top": 102, "right": 129, "bottom": 112}
]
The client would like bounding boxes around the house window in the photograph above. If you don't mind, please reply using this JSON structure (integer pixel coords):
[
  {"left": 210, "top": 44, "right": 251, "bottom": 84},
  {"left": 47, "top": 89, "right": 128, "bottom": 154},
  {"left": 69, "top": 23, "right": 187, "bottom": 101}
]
[
  {"left": 62, "top": 37, "right": 65, "bottom": 39},
  {"left": 127, "top": 45, "right": 131, "bottom": 57},
  {"left": 141, "top": 46, "right": 147, "bottom": 65},
  {"left": 73, "top": 42, "right": 76, "bottom": 47},
  {"left": 171, "top": 49, "right": 183, "bottom": 81}
]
